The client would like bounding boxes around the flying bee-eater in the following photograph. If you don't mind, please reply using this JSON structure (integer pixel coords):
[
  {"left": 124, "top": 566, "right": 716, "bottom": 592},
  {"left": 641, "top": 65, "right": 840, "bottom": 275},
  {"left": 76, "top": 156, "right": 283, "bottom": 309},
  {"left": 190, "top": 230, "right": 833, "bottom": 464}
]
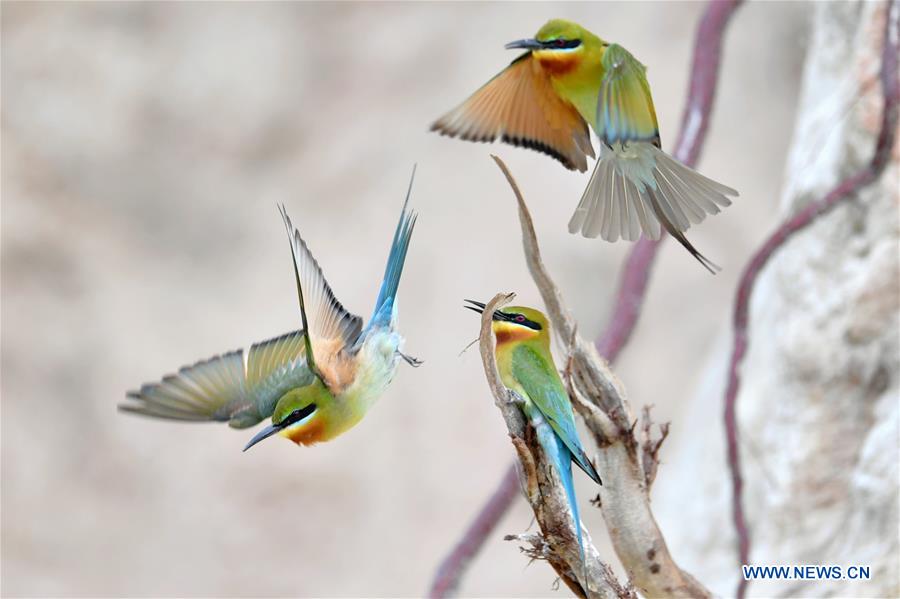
[
  {"left": 120, "top": 172, "right": 420, "bottom": 451},
  {"left": 433, "top": 19, "right": 738, "bottom": 272},
  {"left": 464, "top": 300, "right": 601, "bottom": 574}
]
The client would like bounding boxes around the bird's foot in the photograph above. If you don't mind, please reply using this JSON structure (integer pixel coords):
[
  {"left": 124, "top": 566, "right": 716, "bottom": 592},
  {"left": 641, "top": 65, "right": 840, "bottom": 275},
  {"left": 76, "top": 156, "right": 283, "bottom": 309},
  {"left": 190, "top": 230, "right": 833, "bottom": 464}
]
[
  {"left": 399, "top": 351, "right": 423, "bottom": 367},
  {"left": 507, "top": 390, "right": 527, "bottom": 408}
]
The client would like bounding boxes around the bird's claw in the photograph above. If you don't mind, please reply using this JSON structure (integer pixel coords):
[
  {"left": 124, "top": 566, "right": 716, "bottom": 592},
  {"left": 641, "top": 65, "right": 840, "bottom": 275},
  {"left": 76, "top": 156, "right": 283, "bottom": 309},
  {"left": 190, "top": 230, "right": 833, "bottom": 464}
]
[
  {"left": 507, "top": 390, "right": 527, "bottom": 407},
  {"left": 399, "top": 351, "right": 423, "bottom": 367}
]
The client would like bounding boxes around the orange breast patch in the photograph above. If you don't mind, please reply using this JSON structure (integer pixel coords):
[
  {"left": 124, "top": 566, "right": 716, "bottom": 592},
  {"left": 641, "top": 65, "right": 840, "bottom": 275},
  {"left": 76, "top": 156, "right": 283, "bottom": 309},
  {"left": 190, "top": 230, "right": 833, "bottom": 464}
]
[
  {"left": 494, "top": 322, "right": 538, "bottom": 345},
  {"left": 535, "top": 51, "right": 579, "bottom": 76},
  {"left": 283, "top": 416, "right": 327, "bottom": 446}
]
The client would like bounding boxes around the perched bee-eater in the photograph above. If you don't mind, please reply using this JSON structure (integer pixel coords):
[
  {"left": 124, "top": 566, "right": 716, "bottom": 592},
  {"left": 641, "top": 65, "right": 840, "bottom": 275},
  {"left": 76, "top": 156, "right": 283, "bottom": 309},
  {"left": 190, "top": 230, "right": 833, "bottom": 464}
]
[
  {"left": 120, "top": 173, "right": 420, "bottom": 450},
  {"left": 464, "top": 301, "right": 601, "bottom": 572},
  {"left": 433, "top": 19, "right": 738, "bottom": 272}
]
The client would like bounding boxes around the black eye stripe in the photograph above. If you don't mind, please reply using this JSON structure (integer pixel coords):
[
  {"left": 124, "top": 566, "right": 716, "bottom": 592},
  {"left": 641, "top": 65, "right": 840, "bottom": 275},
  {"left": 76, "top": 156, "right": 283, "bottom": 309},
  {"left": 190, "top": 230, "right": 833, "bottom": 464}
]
[
  {"left": 278, "top": 403, "right": 317, "bottom": 427},
  {"left": 503, "top": 313, "right": 542, "bottom": 331},
  {"left": 544, "top": 38, "right": 581, "bottom": 50},
  {"left": 523, "top": 319, "right": 542, "bottom": 331}
]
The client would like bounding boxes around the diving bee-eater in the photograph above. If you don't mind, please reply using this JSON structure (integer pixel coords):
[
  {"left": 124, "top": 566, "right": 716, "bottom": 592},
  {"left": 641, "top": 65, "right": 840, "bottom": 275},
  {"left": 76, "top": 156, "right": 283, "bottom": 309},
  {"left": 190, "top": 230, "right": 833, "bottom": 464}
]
[
  {"left": 433, "top": 19, "right": 738, "bottom": 272},
  {"left": 464, "top": 300, "right": 601, "bottom": 572},
  {"left": 120, "top": 173, "right": 420, "bottom": 451}
]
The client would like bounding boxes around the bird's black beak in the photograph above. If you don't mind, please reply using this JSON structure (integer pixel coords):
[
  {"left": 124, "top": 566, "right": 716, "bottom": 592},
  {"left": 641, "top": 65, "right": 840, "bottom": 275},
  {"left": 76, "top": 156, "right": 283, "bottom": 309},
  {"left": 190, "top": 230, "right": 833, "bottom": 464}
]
[
  {"left": 463, "top": 299, "right": 486, "bottom": 315},
  {"left": 463, "top": 299, "right": 510, "bottom": 322},
  {"left": 505, "top": 38, "right": 543, "bottom": 50},
  {"left": 243, "top": 422, "right": 283, "bottom": 452}
]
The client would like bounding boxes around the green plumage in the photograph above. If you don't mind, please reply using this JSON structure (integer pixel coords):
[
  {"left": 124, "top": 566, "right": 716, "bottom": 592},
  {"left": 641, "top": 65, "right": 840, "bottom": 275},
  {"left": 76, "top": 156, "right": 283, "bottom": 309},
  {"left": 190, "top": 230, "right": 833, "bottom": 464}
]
[
  {"left": 484, "top": 304, "right": 602, "bottom": 585},
  {"left": 511, "top": 343, "right": 601, "bottom": 484},
  {"left": 597, "top": 43, "right": 660, "bottom": 146}
]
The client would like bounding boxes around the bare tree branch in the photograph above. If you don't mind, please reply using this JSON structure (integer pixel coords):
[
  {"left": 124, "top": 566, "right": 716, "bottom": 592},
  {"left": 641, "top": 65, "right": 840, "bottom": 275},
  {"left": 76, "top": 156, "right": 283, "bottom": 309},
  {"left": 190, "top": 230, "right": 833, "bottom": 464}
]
[
  {"left": 492, "top": 155, "right": 712, "bottom": 599},
  {"left": 724, "top": 2, "right": 899, "bottom": 598}
]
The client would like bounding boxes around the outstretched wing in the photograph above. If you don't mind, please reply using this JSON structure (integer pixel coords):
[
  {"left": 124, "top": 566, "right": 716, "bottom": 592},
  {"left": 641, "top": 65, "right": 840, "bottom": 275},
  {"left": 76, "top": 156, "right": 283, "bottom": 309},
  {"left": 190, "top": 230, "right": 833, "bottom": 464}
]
[
  {"left": 596, "top": 44, "right": 660, "bottom": 147},
  {"left": 431, "top": 53, "right": 594, "bottom": 172},
  {"left": 279, "top": 206, "right": 363, "bottom": 356},
  {"left": 511, "top": 344, "right": 602, "bottom": 484},
  {"left": 121, "top": 330, "right": 312, "bottom": 428}
]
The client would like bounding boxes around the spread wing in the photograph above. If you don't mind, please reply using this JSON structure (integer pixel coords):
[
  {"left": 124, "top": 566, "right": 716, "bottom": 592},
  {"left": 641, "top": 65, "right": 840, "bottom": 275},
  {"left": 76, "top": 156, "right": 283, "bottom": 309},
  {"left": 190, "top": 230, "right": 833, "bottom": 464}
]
[
  {"left": 511, "top": 344, "right": 601, "bottom": 484},
  {"left": 279, "top": 206, "right": 363, "bottom": 356},
  {"left": 596, "top": 44, "right": 660, "bottom": 147},
  {"left": 121, "top": 330, "right": 314, "bottom": 428},
  {"left": 431, "top": 53, "right": 594, "bottom": 172}
]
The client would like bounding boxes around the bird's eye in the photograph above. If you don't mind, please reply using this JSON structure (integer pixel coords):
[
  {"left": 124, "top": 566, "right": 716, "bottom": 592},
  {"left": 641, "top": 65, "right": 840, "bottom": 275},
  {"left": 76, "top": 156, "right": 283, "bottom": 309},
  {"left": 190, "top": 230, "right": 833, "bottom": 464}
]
[
  {"left": 515, "top": 315, "right": 526, "bottom": 323},
  {"left": 546, "top": 38, "right": 580, "bottom": 50}
]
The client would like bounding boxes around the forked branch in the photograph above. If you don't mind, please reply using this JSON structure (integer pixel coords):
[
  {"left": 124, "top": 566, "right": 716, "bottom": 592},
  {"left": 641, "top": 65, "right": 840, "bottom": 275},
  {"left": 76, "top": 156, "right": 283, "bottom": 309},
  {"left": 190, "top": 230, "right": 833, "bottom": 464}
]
[{"left": 490, "top": 155, "right": 711, "bottom": 599}]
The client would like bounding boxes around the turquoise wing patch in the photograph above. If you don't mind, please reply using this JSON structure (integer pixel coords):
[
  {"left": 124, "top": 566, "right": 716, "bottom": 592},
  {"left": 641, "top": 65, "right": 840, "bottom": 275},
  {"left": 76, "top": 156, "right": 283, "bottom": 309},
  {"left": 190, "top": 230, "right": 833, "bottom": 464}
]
[{"left": 597, "top": 44, "right": 660, "bottom": 146}]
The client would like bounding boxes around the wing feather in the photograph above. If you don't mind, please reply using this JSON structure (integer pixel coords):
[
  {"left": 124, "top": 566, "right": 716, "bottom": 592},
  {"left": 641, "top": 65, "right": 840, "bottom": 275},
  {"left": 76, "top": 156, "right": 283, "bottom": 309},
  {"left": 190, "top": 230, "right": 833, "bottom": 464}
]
[
  {"left": 597, "top": 44, "right": 660, "bottom": 146},
  {"left": 511, "top": 344, "right": 601, "bottom": 484},
  {"left": 432, "top": 53, "right": 594, "bottom": 172},
  {"left": 122, "top": 350, "right": 257, "bottom": 427},
  {"left": 280, "top": 209, "right": 363, "bottom": 351},
  {"left": 245, "top": 330, "right": 307, "bottom": 388},
  {"left": 121, "top": 330, "right": 312, "bottom": 429}
]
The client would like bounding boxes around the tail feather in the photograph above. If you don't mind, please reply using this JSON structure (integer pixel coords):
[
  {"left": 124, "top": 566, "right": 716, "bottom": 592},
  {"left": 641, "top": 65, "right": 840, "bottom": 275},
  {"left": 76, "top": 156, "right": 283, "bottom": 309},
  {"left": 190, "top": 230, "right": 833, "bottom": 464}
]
[
  {"left": 369, "top": 167, "right": 418, "bottom": 329},
  {"left": 571, "top": 443, "right": 603, "bottom": 486},
  {"left": 558, "top": 444, "right": 589, "bottom": 590},
  {"left": 646, "top": 187, "right": 721, "bottom": 274},
  {"left": 534, "top": 414, "right": 589, "bottom": 589},
  {"left": 570, "top": 142, "right": 738, "bottom": 273}
]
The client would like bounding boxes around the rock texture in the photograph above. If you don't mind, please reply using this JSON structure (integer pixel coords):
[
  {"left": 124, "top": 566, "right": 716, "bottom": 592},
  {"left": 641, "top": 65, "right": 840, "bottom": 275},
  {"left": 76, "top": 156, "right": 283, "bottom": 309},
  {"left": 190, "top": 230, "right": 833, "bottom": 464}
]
[{"left": 656, "top": 2, "right": 899, "bottom": 597}]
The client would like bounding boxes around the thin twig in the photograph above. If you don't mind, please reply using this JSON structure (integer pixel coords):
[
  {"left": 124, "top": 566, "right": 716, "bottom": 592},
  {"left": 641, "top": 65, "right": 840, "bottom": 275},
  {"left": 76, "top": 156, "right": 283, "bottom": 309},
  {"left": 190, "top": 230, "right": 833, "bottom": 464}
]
[
  {"left": 427, "top": 1, "right": 743, "bottom": 594},
  {"left": 640, "top": 406, "right": 671, "bottom": 489},
  {"left": 724, "top": 2, "right": 899, "bottom": 598}
]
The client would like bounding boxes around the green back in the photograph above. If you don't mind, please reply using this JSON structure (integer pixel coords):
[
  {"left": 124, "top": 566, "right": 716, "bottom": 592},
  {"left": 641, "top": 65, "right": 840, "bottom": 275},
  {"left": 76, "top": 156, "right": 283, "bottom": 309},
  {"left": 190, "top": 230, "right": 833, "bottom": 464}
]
[{"left": 511, "top": 343, "right": 601, "bottom": 484}]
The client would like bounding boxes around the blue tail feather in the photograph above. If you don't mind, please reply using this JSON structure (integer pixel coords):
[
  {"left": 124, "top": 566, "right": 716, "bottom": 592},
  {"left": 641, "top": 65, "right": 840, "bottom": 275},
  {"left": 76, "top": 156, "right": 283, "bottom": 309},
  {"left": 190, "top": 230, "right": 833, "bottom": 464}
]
[
  {"left": 558, "top": 446, "right": 588, "bottom": 579},
  {"left": 369, "top": 167, "right": 417, "bottom": 329},
  {"left": 535, "top": 418, "right": 588, "bottom": 582}
]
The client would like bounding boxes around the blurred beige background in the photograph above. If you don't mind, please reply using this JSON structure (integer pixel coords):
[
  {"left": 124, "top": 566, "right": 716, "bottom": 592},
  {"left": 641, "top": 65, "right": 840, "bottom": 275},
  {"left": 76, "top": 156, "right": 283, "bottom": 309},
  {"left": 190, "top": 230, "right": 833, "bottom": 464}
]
[{"left": 2, "top": 2, "right": 808, "bottom": 597}]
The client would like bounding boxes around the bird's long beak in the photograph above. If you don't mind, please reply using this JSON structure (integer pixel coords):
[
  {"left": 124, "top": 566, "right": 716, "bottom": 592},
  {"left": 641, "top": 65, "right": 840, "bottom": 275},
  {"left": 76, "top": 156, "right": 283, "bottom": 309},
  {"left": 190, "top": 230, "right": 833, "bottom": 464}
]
[
  {"left": 463, "top": 299, "right": 486, "bottom": 315},
  {"left": 463, "top": 299, "right": 509, "bottom": 322},
  {"left": 505, "top": 38, "right": 543, "bottom": 50},
  {"left": 243, "top": 422, "right": 283, "bottom": 452}
]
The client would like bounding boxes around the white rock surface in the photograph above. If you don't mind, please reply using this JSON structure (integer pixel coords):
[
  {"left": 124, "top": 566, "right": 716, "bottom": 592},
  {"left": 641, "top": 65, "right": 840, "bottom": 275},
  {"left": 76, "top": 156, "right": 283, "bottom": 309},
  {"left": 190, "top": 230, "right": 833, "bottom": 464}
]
[{"left": 655, "top": 2, "right": 899, "bottom": 597}]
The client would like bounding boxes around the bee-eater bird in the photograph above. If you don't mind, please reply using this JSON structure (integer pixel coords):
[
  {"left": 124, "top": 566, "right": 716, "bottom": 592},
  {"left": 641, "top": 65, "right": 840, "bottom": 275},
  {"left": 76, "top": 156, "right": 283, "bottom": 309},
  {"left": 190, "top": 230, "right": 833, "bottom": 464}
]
[
  {"left": 464, "top": 300, "right": 601, "bottom": 574},
  {"left": 433, "top": 19, "right": 738, "bottom": 272},
  {"left": 120, "top": 173, "right": 420, "bottom": 451}
]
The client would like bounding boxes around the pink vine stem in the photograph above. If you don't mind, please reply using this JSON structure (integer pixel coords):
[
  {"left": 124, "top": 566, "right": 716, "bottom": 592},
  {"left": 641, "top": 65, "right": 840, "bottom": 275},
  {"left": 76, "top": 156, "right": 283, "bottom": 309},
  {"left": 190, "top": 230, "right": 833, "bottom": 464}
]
[
  {"left": 428, "top": 1, "right": 743, "bottom": 596},
  {"left": 726, "top": 2, "right": 899, "bottom": 598}
]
